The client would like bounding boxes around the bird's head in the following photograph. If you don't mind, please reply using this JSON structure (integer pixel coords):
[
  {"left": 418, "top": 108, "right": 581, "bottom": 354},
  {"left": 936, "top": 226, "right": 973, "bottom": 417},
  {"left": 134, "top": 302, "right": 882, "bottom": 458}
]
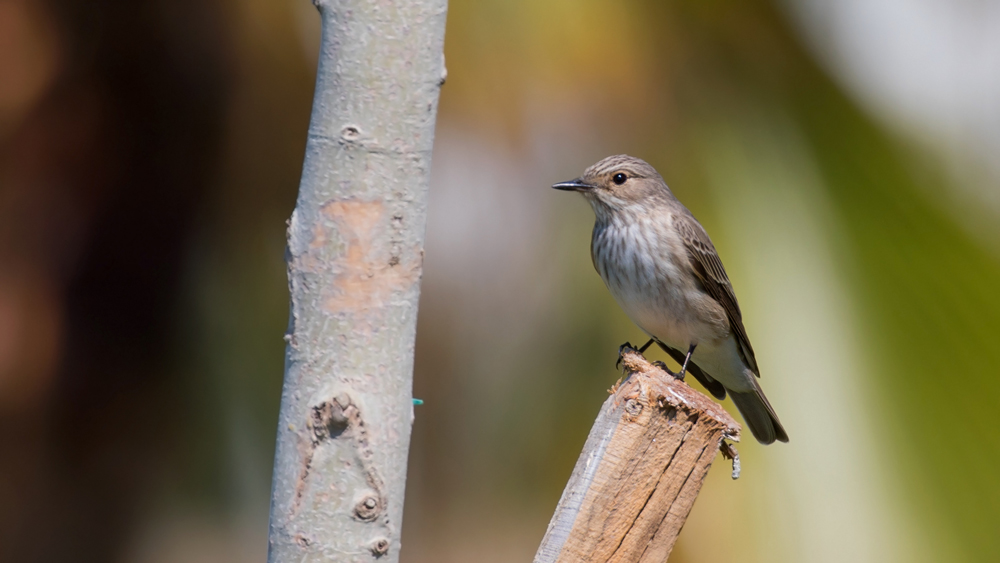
[{"left": 552, "top": 154, "right": 671, "bottom": 218}]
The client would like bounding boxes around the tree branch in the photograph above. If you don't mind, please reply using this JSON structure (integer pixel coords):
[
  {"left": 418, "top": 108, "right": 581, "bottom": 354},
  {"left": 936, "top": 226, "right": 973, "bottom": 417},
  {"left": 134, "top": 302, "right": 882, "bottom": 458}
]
[
  {"left": 534, "top": 350, "right": 741, "bottom": 563},
  {"left": 267, "top": 1, "right": 447, "bottom": 561}
]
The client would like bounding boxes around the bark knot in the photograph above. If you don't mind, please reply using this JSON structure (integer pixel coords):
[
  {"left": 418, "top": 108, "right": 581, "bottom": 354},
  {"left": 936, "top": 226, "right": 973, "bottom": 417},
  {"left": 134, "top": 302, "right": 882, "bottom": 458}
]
[
  {"left": 340, "top": 125, "right": 361, "bottom": 141},
  {"left": 624, "top": 398, "right": 643, "bottom": 416},
  {"left": 370, "top": 537, "right": 390, "bottom": 557},
  {"left": 354, "top": 490, "right": 383, "bottom": 521}
]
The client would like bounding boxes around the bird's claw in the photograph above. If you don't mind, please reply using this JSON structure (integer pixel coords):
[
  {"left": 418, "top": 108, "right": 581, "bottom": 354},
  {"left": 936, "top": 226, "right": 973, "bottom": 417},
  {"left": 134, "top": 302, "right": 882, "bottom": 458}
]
[
  {"left": 616, "top": 342, "right": 636, "bottom": 370},
  {"left": 676, "top": 367, "right": 688, "bottom": 381}
]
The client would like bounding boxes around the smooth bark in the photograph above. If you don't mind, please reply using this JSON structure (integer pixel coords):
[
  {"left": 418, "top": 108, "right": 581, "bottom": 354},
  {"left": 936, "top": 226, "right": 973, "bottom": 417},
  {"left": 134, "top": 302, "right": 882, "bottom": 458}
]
[{"left": 267, "top": 1, "right": 447, "bottom": 561}]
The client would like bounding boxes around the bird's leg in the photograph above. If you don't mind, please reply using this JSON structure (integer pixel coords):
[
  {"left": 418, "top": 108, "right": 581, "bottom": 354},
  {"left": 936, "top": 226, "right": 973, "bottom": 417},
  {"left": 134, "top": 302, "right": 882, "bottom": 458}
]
[
  {"left": 677, "top": 344, "right": 697, "bottom": 379},
  {"left": 637, "top": 339, "right": 654, "bottom": 353}
]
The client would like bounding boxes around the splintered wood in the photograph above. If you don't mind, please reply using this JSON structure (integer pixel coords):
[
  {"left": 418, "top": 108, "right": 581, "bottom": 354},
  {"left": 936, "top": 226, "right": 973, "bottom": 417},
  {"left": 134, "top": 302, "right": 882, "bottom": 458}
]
[{"left": 534, "top": 350, "right": 741, "bottom": 563}]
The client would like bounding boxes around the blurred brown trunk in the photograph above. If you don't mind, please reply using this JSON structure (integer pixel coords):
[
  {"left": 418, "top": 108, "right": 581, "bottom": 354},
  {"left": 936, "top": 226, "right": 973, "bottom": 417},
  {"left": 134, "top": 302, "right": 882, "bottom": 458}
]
[
  {"left": 265, "top": 1, "right": 447, "bottom": 562},
  {"left": 534, "top": 351, "right": 741, "bottom": 563},
  {"left": 0, "top": 1, "right": 231, "bottom": 561}
]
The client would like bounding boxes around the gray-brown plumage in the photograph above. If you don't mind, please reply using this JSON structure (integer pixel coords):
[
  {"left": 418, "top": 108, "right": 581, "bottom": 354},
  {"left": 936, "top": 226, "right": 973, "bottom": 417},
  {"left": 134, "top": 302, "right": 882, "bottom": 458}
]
[{"left": 554, "top": 154, "right": 788, "bottom": 444}]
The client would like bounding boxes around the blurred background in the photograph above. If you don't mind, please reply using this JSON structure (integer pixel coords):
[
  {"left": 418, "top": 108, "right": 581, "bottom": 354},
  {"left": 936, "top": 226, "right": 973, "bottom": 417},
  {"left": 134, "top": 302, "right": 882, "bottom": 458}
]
[{"left": 2, "top": 0, "right": 999, "bottom": 561}]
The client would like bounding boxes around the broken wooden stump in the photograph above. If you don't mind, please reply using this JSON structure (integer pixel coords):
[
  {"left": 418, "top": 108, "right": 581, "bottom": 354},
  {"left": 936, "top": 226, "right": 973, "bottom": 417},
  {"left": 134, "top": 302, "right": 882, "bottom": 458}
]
[{"left": 534, "top": 349, "right": 741, "bottom": 563}]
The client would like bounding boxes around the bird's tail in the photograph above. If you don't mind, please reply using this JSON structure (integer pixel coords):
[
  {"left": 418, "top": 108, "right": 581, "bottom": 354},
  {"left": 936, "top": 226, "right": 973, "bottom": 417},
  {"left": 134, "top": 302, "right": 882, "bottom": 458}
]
[{"left": 729, "top": 376, "right": 788, "bottom": 445}]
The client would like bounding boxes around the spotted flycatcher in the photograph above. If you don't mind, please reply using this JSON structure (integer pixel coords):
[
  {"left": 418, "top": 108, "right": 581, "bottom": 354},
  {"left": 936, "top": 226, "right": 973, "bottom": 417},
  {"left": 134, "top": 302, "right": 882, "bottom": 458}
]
[{"left": 553, "top": 155, "right": 788, "bottom": 444}]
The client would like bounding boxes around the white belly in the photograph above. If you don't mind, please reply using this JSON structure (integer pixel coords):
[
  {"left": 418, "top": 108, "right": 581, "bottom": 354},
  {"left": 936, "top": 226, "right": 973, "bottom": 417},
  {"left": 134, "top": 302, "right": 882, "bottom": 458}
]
[
  {"left": 613, "top": 287, "right": 715, "bottom": 349},
  {"left": 593, "top": 219, "right": 721, "bottom": 348},
  {"left": 592, "top": 214, "right": 752, "bottom": 392}
]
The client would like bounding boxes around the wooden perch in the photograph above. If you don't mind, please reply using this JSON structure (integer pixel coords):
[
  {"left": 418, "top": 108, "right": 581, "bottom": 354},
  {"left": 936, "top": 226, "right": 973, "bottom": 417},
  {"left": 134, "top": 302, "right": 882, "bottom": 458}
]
[{"left": 534, "top": 350, "right": 741, "bottom": 563}]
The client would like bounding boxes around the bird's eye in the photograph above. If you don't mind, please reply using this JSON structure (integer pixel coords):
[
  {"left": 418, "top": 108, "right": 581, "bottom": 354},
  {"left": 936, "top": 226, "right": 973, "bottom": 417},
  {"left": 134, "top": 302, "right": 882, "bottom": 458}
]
[{"left": 612, "top": 173, "right": 627, "bottom": 185}]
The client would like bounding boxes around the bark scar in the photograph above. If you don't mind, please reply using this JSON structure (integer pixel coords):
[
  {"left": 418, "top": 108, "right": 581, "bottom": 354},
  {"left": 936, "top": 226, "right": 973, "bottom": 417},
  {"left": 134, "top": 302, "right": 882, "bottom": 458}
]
[
  {"left": 292, "top": 393, "right": 387, "bottom": 518},
  {"left": 319, "top": 200, "right": 423, "bottom": 318}
]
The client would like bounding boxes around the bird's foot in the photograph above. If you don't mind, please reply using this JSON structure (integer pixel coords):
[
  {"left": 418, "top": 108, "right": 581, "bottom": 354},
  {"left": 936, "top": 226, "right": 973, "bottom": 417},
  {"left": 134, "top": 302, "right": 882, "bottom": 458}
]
[
  {"left": 651, "top": 360, "right": 682, "bottom": 380},
  {"left": 617, "top": 342, "right": 637, "bottom": 370}
]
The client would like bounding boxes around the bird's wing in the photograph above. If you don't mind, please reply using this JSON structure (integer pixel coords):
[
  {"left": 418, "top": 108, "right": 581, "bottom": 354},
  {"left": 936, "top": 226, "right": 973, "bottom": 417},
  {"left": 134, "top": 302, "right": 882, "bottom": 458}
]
[{"left": 674, "top": 213, "right": 760, "bottom": 376}]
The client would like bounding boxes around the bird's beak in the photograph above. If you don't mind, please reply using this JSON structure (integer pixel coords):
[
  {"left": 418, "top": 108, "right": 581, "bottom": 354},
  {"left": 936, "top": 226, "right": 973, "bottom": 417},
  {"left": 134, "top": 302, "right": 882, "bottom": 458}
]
[{"left": 552, "top": 178, "right": 593, "bottom": 191}]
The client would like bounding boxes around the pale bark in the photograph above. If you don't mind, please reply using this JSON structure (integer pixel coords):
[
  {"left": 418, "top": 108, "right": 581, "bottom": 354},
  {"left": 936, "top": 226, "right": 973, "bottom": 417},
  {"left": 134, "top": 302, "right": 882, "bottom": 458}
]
[
  {"left": 267, "top": 1, "right": 447, "bottom": 561},
  {"left": 534, "top": 351, "right": 741, "bottom": 563}
]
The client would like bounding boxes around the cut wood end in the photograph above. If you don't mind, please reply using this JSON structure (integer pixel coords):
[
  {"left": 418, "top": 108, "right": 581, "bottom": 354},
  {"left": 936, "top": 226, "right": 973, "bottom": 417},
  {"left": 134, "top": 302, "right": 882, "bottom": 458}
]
[
  {"left": 618, "top": 350, "right": 741, "bottom": 440},
  {"left": 533, "top": 349, "right": 746, "bottom": 563}
]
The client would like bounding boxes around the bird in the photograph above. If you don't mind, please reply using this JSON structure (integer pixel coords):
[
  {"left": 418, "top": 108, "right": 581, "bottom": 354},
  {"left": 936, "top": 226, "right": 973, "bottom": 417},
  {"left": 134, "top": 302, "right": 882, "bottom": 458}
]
[{"left": 553, "top": 154, "right": 788, "bottom": 444}]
